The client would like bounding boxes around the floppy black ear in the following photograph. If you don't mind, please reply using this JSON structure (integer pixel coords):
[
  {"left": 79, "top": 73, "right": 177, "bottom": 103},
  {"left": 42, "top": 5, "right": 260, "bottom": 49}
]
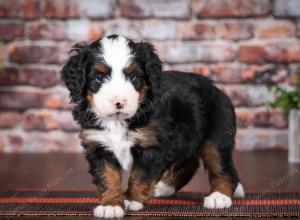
[
  {"left": 136, "top": 42, "right": 163, "bottom": 94},
  {"left": 61, "top": 43, "right": 90, "bottom": 103}
]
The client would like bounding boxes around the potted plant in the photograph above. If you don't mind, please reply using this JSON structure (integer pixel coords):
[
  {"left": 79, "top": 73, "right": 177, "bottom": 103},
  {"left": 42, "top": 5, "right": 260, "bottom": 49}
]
[{"left": 269, "top": 76, "right": 300, "bottom": 163}]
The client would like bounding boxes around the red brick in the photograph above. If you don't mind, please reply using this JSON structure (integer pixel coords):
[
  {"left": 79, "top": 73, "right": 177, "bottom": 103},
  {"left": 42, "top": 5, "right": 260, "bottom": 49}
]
[
  {"left": 0, "top": 89, "right": 44, "bottom": 110},
  {"left": 254, "top": 109, "right": 288, "bottom": 129},
  {"left": 27, "top": 21, "right": 66, "bottom": 40},
  {"left": 219, "top": 85, "right": 271, "bottom": 107},
  {"left": 23, "top": 110, "right": 59, "bottom": 131},
  {"left": 217, "top": 22, "right": 254, "bottom": 40},
  {"left": 20, "top": 67, "right": 59, "bottom": 87},
  {"left": 120, "top": 0, "right": 191, "bottom": 19},
  {"left": 0, "top": 23, "right": 25, "bottom": 41},
  {"left": 193, "top": 0, "right": 271, "bottom": 18},
  {"left": 41, "top": 0, "right": 116, "bottom": 19},
  {"left": 235, "top": 108, "right": 254, "bottom": 128},
  {"left": 239, "top": 42, "right": 300, "bottom": 63},
  {"left": 159, "top": 42, "right": 236, "bottom": 63},
  {"left": 20, "top": 0, "right": 39, "bottom": 19},
  {"left": 179, "top": 22, "right": 215, "bottom": 40},
  {"left": 89, "top": 23, "right": 104, "bottom": 41},
  {"left": 0, "top": 67, "right": 59, "bottom": 87},
  {"left": 265, "top": 42, "right": 300, "bottom": 63},
  {"left": 236, "top": 129, "right": 288, "bottom": 151},
  {"left": 0, "top": 0, "right": 19, "bottom": 17},
  {"left": 41, "top": 0, "right": 70, "bottom": 18},
  {"left": 256, "top": 21, "right": 295, "bottom": 39},
  {"left": 44, "top": 88, "right": 74, "bottom": 110},
  {"left": 241, "top": 65, "right": 287, "bottom": 84},
  {"left": 218, "top": 85, "right": 247, "bottom": 107},
  {"left": 58, "top": 111, "right": 79, "bottom": 131},
  {"left": 8, "top": 43, "right": 65, "bottom": 64},
  {"left": 0, "top": 112, "right": 22, "bottom": 129},
  {"left": 193, "top": 65, "right": 210, "bottom": 77},
  {"left": 0, "top": 67, "right": 19, "bottom": 86},
  {"left": 23, "top": 110, "right": 78, "bottom": 131},
  {"left": 239, "top": 44, "right": 266, "bottom": 63},
  {"left": 210, "top": 64, "right": 242, "bottom": 83},
  {"left": 7, "top": 134, "right": 23, "bottom": 152}
]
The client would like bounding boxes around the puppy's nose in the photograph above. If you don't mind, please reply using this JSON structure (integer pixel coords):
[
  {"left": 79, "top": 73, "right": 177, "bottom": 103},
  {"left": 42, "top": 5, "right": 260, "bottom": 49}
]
[
  {"left": 113, "top": 98, "right": 126, "bottom": 110},
  {"left": 115, "top": 101, "right": 124, "bottom": 110}
]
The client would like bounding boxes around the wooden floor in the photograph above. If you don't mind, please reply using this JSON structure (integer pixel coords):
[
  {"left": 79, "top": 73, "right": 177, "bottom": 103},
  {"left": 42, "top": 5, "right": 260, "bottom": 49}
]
[{"left": 0, "top": 151, "right": 300, "bottom": 219}]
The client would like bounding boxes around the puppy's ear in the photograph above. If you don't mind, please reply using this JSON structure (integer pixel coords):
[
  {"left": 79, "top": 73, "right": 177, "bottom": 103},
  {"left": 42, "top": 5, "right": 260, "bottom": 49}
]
[
  {"left": 136, "top": 42, "right": 163, "bottom": 94},
  {"left": 61, "top": 43, "right": 90, "bottom": 103}
]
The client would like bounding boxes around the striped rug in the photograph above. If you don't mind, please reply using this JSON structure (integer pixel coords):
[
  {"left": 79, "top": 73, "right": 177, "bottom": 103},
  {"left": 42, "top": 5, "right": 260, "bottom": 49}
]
[{"left": 0, "top": 190, "right": 299, "bottom": 217}]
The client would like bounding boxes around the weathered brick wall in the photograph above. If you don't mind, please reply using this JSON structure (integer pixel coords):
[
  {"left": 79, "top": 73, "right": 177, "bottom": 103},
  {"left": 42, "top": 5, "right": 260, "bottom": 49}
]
[{"left": 0, "top": 0, "right": 299, "bottom": 152}]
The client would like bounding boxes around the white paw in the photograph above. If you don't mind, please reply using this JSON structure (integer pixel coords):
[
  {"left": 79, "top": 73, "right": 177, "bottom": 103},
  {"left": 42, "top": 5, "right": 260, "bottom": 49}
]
[
  {"left": 124, "top": 200, "right": 144, "bottom": 211},
  {"left": 203, "top": 192, "right": 232, "bottom": 209},
  {"left": 154, "top": 181, "right": 175, "bottom": 197},
  {"left": 93, "top": 205, "right": 125, "bottom": 218}
]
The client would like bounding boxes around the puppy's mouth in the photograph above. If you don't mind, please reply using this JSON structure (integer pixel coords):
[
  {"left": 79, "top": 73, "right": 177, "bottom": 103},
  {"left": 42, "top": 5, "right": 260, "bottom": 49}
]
[{"left": 108, "top": 111, "right": 130, "bottom": 119}]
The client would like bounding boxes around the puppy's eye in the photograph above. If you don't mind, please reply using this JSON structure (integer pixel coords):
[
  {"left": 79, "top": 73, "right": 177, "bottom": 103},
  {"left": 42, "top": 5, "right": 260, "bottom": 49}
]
[
  {"left": 96, "top": 74, "right": 104, "bottom": 82},
  {"left": 127, "top": 73, "right": 137, "bottom": 82}
]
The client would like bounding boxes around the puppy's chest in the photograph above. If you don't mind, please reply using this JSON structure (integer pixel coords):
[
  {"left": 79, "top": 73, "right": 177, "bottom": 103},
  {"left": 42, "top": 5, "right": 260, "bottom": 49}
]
[{"left": 83, "top": 121, "right": 137, "bottom": 170}]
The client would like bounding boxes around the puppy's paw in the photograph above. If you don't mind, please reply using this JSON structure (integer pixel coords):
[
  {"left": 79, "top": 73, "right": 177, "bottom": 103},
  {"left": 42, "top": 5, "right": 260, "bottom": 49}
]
[
  {"left": 124, "top": 199, "right": 144, "bottom": 211},
  {"left": 93, "top": 205, "right": 125, "bottom": 218},
  {"left": 203, "top": 192, "right": 232, "bottom": 209},
  {"left": 154, "top": 181, "right": 175, "bottom": 197}
]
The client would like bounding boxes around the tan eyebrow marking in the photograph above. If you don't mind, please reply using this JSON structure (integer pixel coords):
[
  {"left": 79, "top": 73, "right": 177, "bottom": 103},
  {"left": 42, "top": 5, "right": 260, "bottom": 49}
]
[
  {"left": 124, "top": 63, "right": 138, "bottom": 75},
  {"left": 95, "top": 63, "right": 110, "bottom": 74}
]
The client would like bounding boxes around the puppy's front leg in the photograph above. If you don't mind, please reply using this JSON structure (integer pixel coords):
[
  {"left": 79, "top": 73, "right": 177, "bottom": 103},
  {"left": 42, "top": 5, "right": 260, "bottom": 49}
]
[
  {"left": 85, "top": 147, "right": 124, "bottom": 218},
  {"left": 125, "top": 163, "right": 158, "bottom": 211}
]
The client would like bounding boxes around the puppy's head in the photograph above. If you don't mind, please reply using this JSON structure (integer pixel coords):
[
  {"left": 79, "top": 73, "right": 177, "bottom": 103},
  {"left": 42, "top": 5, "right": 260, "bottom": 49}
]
[{"left": 61, "top": 35, "right": 162, "bottom": 120}]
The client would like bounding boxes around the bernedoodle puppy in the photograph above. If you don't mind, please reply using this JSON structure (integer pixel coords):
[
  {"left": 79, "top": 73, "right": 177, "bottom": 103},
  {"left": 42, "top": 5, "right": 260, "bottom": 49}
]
[{"left": 61, "top": 35, "right": 245, "bottom": 218}]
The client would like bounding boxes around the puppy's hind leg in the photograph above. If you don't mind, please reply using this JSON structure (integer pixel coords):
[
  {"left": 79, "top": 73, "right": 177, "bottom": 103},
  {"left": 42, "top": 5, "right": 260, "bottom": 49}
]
[
  {"left": 154, "top": 156, "right": 199, "bottom": 197},
  {"left": 200, "top": 141, "right": 242, "bottom": 209}
]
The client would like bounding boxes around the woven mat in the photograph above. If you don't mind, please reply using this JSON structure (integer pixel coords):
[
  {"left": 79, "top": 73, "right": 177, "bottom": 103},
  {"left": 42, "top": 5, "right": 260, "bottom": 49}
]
[{"left": 0, "top": 190, "right": 299, "bottom": 217}]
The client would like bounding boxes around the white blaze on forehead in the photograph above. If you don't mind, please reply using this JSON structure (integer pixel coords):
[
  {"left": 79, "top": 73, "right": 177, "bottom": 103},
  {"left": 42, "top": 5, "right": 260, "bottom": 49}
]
[
  {"left": 91, "top": 36, "right": 139, "bottom": 119},
  {"left": 100, "top": 36, "right": 133, "bottom": 75}
]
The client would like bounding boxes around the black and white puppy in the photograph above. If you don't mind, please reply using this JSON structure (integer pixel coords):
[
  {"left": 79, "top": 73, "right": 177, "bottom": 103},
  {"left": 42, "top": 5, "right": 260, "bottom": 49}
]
[{"left": 61, "top": 35, "right": 245, "bottom": 218}]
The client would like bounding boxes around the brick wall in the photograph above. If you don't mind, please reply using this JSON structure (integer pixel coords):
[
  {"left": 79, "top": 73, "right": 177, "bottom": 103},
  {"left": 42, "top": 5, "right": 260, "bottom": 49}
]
[{"left": 0, "top": 0, "right": 299, "bottom": 152}]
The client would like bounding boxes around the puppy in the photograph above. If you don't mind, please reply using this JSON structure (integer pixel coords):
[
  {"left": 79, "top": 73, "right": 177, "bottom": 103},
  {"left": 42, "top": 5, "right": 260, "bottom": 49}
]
[{"left": 61, "top": 35, "right": 245, "bottom": 218}]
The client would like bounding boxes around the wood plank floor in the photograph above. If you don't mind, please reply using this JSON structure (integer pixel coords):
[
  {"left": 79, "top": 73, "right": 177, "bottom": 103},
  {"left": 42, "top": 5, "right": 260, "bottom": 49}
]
[{"left": 0, "top": 151, "right": 299, "bottom": 219}]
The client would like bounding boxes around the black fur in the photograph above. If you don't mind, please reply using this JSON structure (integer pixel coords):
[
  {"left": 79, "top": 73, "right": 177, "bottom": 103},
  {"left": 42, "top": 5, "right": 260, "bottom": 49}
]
[{"left": 61, "top": 35, "right": 240, "bottom": 208}]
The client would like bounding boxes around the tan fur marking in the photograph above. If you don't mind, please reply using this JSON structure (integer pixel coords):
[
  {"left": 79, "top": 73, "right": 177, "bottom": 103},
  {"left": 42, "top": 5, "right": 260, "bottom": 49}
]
[
  {"left": 95, "top": 63, "right": 110, "bottom": 74},
  {"left": 86, "top": 91, "right": 94, "bottom": 107},
  {"left": 160, "top": 167, "right": 176, "bottom": 186},
  {"left": 138, "top": 84, "right": 149, "bottom": 104},
  {"left": 124, "top": 63, "right": 138, "bottom": 75},
  {"left": 100, "top": 164, "right": 124, "bottom": 207},
  {"left": 127, "top": 165, "right": 156, "bottom": 203},
  {"left": 136, "top": 123, "right": 158, "bottom": 148},
  {"left": 200, "top": 141, "right": 234, "bottom": 197}
]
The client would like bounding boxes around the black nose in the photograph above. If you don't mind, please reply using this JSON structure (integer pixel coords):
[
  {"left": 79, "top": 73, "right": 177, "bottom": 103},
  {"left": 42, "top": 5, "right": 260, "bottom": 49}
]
[{"left": 115, "top": 102, "right": 124, "bottom": 109}]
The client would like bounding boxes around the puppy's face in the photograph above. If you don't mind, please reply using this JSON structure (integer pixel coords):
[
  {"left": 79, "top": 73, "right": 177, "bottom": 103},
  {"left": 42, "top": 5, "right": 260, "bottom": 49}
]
[
  {"left": 87, "top": 36, "right": 146, "bottom": 119},
  {"left": 61, "top": 35, "right": 162, "bottom": 120}
]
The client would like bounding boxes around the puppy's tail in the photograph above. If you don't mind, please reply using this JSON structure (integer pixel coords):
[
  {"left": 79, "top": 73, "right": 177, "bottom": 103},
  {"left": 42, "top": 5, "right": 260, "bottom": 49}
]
[{"left": 233, "top": 182, "right": 245, "bottom": 198}]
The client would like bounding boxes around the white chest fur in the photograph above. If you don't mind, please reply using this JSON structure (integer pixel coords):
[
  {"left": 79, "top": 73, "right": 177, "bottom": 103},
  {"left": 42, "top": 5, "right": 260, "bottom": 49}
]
[{"left": 82, "top": 120, "right": 137, "bottom": 170}]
